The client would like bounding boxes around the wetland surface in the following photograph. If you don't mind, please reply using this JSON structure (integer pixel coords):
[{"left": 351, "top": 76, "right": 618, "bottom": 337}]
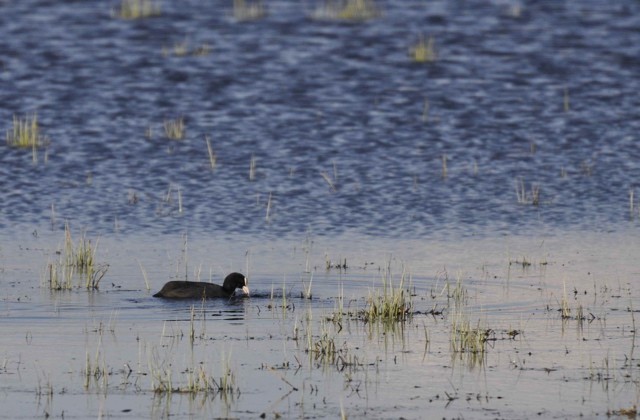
[{"left": 1, "top": 0, "right": 640, "bottom": 418}]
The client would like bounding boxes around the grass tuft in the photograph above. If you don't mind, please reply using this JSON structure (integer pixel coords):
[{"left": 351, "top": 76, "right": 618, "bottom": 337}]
[
  {"left": 113, "top": 0, "right": 161, "bottom": 19},
  {"left": 409, "top": 35, "right": 437, "bottom": 63},
  {"left": 163, "top": 117, "right": 185, "bottom": 139},
  {"left": 233, "top": 0, "right": 267, "bottom": 21},
  {"left": 310, "top": 0, "right": 382, "bottom": 21},
  {"left": 515, "top": 178, "right": 540, "bottom": 205},
  {"left": 6, "top": 113, "right": 48, "bottom": 148},
  {"left": 46, "top": 222, "right": 109, "bottom": 290},
  {"left": 162, "top": 42, "right": 211, "bottom": 57},
  {"left": 360, "top": 270, "right": 411, "bottom": 324}
]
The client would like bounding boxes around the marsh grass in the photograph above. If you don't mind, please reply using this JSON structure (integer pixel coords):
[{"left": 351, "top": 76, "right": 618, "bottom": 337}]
[
  {"left": 310, "top": 0, "right": 382, "bottom": 21},
  {"left": 163, "top": 42, "right": 211, "bottom": 57},
  {"left": 515, "top": 178, "right": 540, "bottom": 205},
  {"left": 359, "top": 270, "right": 411, "bottom": 324},
  {"left": 441, "top": 154, "right": 447, "bottom": 179},
  {"left": 249, "top": 154, "right": 256, "bottom": 180},
  {"left": 113, "top": 0, "right": 161, "bottom": 19},
  {"left": 422, "top": 99, "right": 430, "bottom": 123},
  {"left": 306, "top": 318, "right": 348, "bottom": 366},
  {"left": 302, "top": 274, "right": 314, "bottom": 299},
  {"left": 449, "top": 312, "right": 492, "bottom": 367},
  {"left": 233, "top": 0, "right": 267, "bottom": 21},
  {"left": 6, "top": 113, "right": 48, "bottom": 148},
  {"left": 409, "top": 35, "right": 437, "bottom": 63},
  {"left": 137, "top": 260, "right": 150, "bottom": 291},
  {"left": 205, "top": 136, "right": 217, "bottom": 169},
  {"left": 83, "top": 340, "right": 109, "bottom": 391},
  {"left": 320, "top": 171, "right": 337, "bottom": 192},
  {"left": 164, "top": 117, "right": 185, "bottom": 139},
  {"left": 162, "top": 41, "right": 189, "bottom": 57},
  {"left": 46, "top": 223, "right": 109, "bottom": 290},
  {"left": 148, "top": 343, "right": 238, "bottom": 394}
]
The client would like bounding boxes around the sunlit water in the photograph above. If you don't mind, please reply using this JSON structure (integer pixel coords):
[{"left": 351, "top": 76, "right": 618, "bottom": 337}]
[{"left": 1, "top": 0, "right": 640, "bottom": 418}]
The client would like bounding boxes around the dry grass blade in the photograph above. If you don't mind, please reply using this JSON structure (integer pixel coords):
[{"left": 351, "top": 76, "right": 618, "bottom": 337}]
[
  {"left": 262, "top": 363, "right": 298, "bottom": 390},
  {"left": 320, "top": 172, "right": 337, "bottom": 192}
]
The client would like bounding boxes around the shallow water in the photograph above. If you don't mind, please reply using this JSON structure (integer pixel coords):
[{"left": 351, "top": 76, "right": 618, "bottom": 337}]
[{"left": 1, "top": 0, "right": 640, "bottom": 418}]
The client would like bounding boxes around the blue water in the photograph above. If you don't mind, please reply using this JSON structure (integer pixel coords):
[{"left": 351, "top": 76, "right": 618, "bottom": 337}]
[{"left": 2, "top": 0, "right": 640, "bottom": 239}]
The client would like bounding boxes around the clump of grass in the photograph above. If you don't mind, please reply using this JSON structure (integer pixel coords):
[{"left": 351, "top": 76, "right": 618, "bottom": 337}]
[
  {"left": 6, "top": 113, "right": 48, "bottom": 148},
  {"left": 162, "top": 41, "right": 190, "bottom": 57},
  {"left": 360, "top": 271, "right": 411, "bottom": 324},
  {"left": 162, "top": 42, "right": 211, "bottom": 57},
  {"left": 192, "top": 43, "right": 212, "bottom": 57},
  {"left": 449, "top": 312, "right": 493, "bottom": 365},
  {"left": 310, "top": 0, "right": 382, "bottom": 21},
  {"left": 409, "top": 35, "right": 437, "bottom": 63},
  {"left": 163, "top": 117, "right": 185, "bottom": 139},
  {"left": 148, "top": 345, "right": 239, "bottom": 394},
  {"left": 515, "top": 178, "right": 540, "bottom": 205},
  {"left": 233, "top": 0, "right": 267, "bottom": 21},
  {"left": 306, "top": 318, "right": 348, "bottom": 366},
  {"left": 113, "top": 0, "right": 161, "bottom": 19},
  {"left": 46, "top": 223, "right": 109, "bottom": 290}
]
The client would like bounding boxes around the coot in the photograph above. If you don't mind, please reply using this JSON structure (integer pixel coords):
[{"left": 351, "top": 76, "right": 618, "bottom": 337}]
[{"left": 153, "top": 272, "right": 250, "bottom": 299}]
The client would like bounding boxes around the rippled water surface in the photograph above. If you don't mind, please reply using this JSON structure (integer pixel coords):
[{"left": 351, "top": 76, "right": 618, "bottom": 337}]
[
  {"left": 1, "top": 0, "right": 640, "bottom": 237},
  {"left": 1, "top": 0, "right": 640, "bottom": 418}
]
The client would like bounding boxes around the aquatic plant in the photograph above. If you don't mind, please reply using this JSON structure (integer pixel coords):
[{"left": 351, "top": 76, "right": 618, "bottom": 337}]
[
  {"left": 192, "top": 43, "right": 212, "bottom": 56},
  {"left": 162, "top": 41, "right": 189, "bottom": 57},
  {"left": 163, "top": 117, "right": 185, "bottom": 139},
  {"left": 360, "top": 271, "right": 411, "bottom": 324},
  {"left": 515, "top": 178, "right": 540, "bottom": 205},
  {"left": 6, "top": 113, "right": 47, "bottom": 148},
  {"left": 162, "top": 42, "right": 211, "bottom": 57},
  {"left": 320, "top": 171, "right": 337, "bottom": 192},
  {"left": 205, "top": 136, "right": 217, "bottom": 169},
  {"left": 113, "top": 0, "right": 161, "bottom": 19},
  {"left": 45, "top": 223, "right": 109, "bottom": 290},
  {"left": 409, "top": 35, "right": 437, "bottom": 63},
  {"left": 441, "top": 154, "right": 447, "bottom": 179},
  {"left": 249, "top": 154, "right": 256, "bottom": 180},
  {"left": 450, "top": 305, "right": 492, "bottom": 366},
  {"left": 233, "top": 0, "right": 267, "bottom": 21},
  {"left": 309, "top": 0, "right": 382, "bottom": 21},
  {"left": 148, "top": 344, "right": 239, "bottom": 394}
]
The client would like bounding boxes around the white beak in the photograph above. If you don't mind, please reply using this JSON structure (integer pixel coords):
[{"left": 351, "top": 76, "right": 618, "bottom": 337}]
[{"left": 242, "top": 278, "right": 250, "bottom": 296}]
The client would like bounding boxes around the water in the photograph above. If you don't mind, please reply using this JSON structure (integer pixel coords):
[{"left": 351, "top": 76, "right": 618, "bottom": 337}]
[
  {"left": 1, "top": 0, "right": 640, "bottom": 238},
  {"left": 1, "top": 0, "right": 640, "bottom": 418}
]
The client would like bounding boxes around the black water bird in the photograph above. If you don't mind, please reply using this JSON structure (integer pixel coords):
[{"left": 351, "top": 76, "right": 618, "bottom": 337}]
[{"left": 153, "top": 272, "right": 249, "bottom": 299}]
